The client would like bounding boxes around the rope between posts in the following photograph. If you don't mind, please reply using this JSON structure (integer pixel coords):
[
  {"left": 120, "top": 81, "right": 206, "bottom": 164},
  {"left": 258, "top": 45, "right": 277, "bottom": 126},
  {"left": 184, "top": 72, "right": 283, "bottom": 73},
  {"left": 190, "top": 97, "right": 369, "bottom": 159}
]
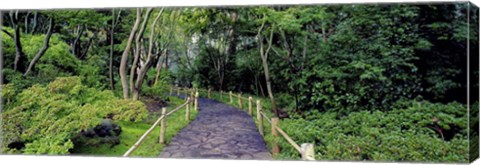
[
  {"left": 275, "top": 126, "right": 302, "bottom": 153},
  {"left": 166, "top": 101, "right": 190, "bottom": 116},
  {"left": 261, "top": 112, "right": 272, "bottom": 124},
  {"left": 123, "top": 97, "right": 191, "bottom": 157},
  {"left": 172, "top": 86, "right": 313, "bottom": 159}
]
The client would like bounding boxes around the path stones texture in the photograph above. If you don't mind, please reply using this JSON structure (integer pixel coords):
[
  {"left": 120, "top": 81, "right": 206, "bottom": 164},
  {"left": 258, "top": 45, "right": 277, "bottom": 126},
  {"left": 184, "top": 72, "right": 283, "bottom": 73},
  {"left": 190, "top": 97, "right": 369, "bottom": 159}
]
[{"left": 159, "top": 97, "right": 272, "bottom": 160}]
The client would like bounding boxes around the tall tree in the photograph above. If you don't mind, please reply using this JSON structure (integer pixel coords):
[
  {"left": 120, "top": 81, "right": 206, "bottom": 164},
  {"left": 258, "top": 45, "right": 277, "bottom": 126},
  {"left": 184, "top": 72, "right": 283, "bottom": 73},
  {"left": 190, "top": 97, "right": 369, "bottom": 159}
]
[
  {"left": 130, "top": 8, "right": 153, "bottom": 95},
  {"left": 132, "top": 8, "right": 165, "bottom": 100},
  {"left": 119, "top": 9, "right": 142, "bottom": 99},
  {"left": 257, "top": 12, "right": 278, "bottom": 116},
  {"left": 108, "top": 9, "right": 122, "bottom": 90}
]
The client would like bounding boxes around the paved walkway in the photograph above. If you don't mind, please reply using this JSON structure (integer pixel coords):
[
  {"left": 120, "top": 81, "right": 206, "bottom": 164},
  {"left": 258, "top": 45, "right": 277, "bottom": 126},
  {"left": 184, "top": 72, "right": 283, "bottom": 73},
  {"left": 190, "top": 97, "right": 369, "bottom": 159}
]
[{"left": 159, "top": 97, "right": 272, "bottom": 160}]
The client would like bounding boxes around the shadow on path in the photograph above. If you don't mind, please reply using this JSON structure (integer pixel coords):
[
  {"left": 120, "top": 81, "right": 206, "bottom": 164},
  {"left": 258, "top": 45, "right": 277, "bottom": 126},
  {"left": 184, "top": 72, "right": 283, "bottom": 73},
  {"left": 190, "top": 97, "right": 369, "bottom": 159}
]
[{"left": 159, "top": 97, "right": 272, "bottom": 160}]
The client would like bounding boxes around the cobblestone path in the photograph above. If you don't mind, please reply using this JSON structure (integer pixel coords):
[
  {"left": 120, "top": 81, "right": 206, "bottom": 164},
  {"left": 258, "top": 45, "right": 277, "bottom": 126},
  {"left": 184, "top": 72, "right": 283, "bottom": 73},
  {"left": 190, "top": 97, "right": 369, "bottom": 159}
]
[{"left": 159, "top": 97, "right": 272, "bottom": 160}]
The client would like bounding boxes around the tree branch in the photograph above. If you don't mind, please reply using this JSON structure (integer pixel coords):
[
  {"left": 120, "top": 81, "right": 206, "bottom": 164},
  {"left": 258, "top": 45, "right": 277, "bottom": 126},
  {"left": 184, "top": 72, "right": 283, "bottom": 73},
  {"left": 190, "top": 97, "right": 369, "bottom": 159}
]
[
  {"left": 23, "top": 18, "right": 54, "bottom": 76},
  {"left": 1, "top": 29, "right": 14, "bottom": 38}
]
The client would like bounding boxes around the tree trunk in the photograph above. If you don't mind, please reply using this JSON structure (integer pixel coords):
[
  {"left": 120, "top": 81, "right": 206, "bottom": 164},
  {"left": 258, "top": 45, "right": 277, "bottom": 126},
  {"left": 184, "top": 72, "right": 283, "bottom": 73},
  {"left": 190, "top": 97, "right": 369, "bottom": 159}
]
[
  {"left": 71, "top": 25, "right": 84, "bottom": 57},
  {"left": 130, "top": 8, "right": 153, "bottom": 95},
  {"left": 23, "top": 18, "right": 54, "bottom": 76},
  {"left": 132, "top": 59, "right": 154, "bottom": 100},
  {"left": 31, "top": 11, "right": 37, "bottom": 34},
  {"left": 219, "top": 72, "right": 224, "bottom": 92},
  {"left": 119, "top": 9, "right": 142, "bottom": 100},
  {"left": 109, "top": 9, "right": 116, "bottom": 90},
  {"left": 10, "top": 11, "right": 26, "bottom": 72},
  {"left": 154, "top": 50, "right": 167, "bottom": 85},
  {"left": 262, "top": 56, "right": 278, "bottom": 116},
  {"left": 24, "top": 12, "right": 30, "bottom": 34},
  {"left": 79, "top": 35, "right": 93, "bottom": 59},
  {"left": 132, "top": 8, "right": 164, "bottom": 100},
  {"left": 164, "top": 50, "right": 169, "bottom": 70},
  {"left": 258, "top": 20, "right": 278, "bottom": 117},
  {"left": 258, "top": 74, "right": 266, "bottom": 98}
]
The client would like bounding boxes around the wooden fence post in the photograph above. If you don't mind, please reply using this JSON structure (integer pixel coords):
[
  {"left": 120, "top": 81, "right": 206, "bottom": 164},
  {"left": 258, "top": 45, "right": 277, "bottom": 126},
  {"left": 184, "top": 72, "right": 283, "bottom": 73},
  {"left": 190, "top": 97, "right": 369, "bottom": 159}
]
[
  {"left": 301, "top": 143, "right": 315, "bottom": 160},
  {"left": 195, "top": 92, "right": 199, "bottom": 111},
  {"left": 185, "top": 97, "right": 190, "bottom": 121},
  {"left": 248, "top": 96, "right": 253, "bottom": 115},
  {"left": 176, "top": 87, "right": 180, "bottom": 96},
  {"left": 257, "top": 100, "right": 264, "bottom": 136},
  {"left": 184, "top": 88, "right": 188, "bottom": 100},
  {"left": 190, "top": 88, "right": 193, "bottom": 98},
  {"left": 208, "top": 88, "right": 211, "bottom": 98},
  {"left": 229, "top": 91, "right": 233, "bottom": 103},
  {"left": 238, "top": 93, "right": 242, "bottom": 109},
  {"left": 271, "top": 117, "right": 280, "bottom": 156},
  {"left": 159, "top": 107, "right": 167, "bottom": 144},
  {"left": 169, "top": 86, "right": 173, "bottom": 95}
]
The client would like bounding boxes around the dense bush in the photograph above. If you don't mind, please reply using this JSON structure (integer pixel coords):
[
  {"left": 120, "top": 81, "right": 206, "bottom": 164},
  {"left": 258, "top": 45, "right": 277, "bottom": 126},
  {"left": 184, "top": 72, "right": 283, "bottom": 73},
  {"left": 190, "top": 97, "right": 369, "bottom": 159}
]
[
  {"left": 2, "top": 27, "right": 80, "bottom": 77},
  {"left": 292, "top": 5, "right": 426, "bottom": 114},
  {"left": 1, "top": 76, "right": 148, "bottom": 154},
  {"left": 275, "top": 101, "right": 468, "bottom": 162},
  {"left": 143, "top": 70, "right": 173, "bottom": 99},
  {"left": 23, "top": 33, "right": 80, "bottom": 73},
  {"left": 2, "top": 27, "right": 82, "bottom": 95}
]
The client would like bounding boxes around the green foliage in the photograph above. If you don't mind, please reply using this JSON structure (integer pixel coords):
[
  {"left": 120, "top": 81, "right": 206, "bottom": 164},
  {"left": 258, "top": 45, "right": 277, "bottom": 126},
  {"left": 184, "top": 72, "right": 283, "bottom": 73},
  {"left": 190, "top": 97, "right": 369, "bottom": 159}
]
[
  {"left": 275, "top": 101, "right": 468, "bottom": 162},
  {"left": 143, "top": 70, "right": 172, "bottom": 98},
  {"left": 2, "top": 27, "right": 81, "bottom": 91},
  {"left": 77, "top": 55, "right": 108, "bottom": 89},
  {"left": 23, "top": 34, "right": 79, "bottom": 72},
  {"left": 1, "top": 76, "right": 148, "bottom": 154},
  {"left": 70, "top": 96, "right": 198, "bottom": 157},
  {"left": 293, "top": 5, "right": 428, "bottom": 113}
]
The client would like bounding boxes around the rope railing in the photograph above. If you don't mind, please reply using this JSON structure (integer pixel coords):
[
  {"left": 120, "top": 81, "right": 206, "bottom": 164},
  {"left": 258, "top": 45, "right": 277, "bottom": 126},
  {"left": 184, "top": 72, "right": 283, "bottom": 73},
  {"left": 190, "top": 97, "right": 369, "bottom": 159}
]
[
  {"left": 261, "top": 112, "right": 272, "bottom": 124},
  {"left": 169, "top": 86, "right": 315, "bottom": 161},
  {"left": 123, "top": 93, "right": 197, "bottom": 157},
  {"left": 275, "top": 125, "right": 302, "bottom": 153}
]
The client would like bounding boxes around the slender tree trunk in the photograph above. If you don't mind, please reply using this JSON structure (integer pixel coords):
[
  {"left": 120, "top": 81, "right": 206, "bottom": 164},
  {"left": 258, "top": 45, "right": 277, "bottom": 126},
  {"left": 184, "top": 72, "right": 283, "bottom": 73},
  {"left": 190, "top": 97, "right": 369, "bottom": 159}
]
[
  {"left": 258, "top": 74, "right": 266, "bottom": 98},
  {"left": 219, "top": 72, "right": 224, "bottom": 91},
  {"left": 79, "top": 35, "right": 93, "bottom": 59},
  {"left": 258, "top": 20, "right": 278, "bottom": 117},
  {"left": 24, "top": 12, "right": 30, "bottom": 34},
  {"left": 133, "top": 8, "right": 164, "bottom": 100},
  {"left": 154, "top": 49, "right": 167, "bottom": 85},
  {"left": 262, "top": 56, "right": 278, "bottom": 116},
  {"left": 254, "top": 74, "right": 259, "bottom": 96},
  {"left": 130, "top": 43, "right": 140, "bottom": 93},
  {"left": 130, "top": 8, "right": 153, "bottom": 95},
  {"left": 109, "top": 9, "right": 116, "bottom": 90},
  {"left": 72, "top": 25, "right": 84, "bottom": 57},
  {"left": 154, "top": 56, "right": 162, "bottom": 85},
  {"left": 164, "top": 50, "right": 169, "bottom": 70},
  {"left": 10, "top": 11, "right": 26, "bottom": 72},
  {"left": 119, "top": 9, "right": 142, "bottom": 100},
  {"left": 23, "top": 18, "right": 54, "bottom": 76},
  {"left": 31, "top": 11, "right": 37, "bottom": 34}
]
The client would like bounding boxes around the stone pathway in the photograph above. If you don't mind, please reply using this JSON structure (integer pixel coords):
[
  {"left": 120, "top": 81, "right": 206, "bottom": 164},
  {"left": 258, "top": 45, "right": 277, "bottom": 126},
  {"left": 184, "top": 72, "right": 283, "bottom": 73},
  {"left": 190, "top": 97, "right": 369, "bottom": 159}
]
[{"left": 159, "top": 97, "right": 272, "bottom": 160}]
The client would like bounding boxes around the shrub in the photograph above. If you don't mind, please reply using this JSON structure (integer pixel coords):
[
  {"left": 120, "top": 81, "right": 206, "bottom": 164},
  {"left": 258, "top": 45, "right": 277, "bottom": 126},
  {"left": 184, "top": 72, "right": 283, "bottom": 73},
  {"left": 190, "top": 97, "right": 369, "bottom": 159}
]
[
  {"left": 22, "top": 33, "right": 79, "bottom": 73},
  {"left": 276, "top": 101, "right": 468, "bottom": 162},
  {"left": 143, "top": 69, "right": 172, "bottom": 99},
  {"left": 1, "top": 76, "right": 148, "bottom": 154}
]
